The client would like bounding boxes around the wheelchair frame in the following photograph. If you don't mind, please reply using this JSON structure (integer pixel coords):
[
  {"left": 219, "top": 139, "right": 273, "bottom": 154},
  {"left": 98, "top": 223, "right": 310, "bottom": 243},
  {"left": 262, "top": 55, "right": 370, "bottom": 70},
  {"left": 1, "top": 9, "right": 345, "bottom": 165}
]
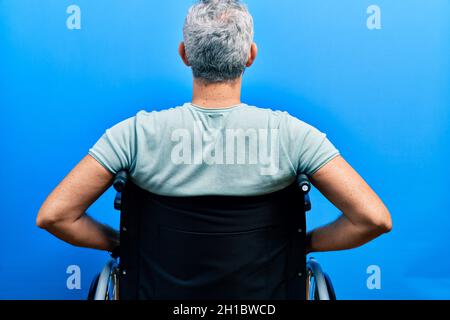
[{"left": 88, "top": 172, "right": 337, "bottom": 300}]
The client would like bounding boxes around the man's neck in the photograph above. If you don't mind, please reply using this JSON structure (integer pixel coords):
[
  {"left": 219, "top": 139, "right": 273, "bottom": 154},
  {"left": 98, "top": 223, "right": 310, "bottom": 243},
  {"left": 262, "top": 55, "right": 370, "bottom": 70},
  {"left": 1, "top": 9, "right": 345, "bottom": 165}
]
[{"left": 191, "top": 78, "right": 242, "bottom": 109}]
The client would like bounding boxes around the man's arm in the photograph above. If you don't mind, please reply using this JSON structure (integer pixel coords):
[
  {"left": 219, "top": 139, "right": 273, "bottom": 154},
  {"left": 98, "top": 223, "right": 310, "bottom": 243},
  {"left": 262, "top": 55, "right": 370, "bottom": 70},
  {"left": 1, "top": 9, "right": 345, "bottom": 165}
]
[
  {"left": 36, "top": 155, "right": 119, "bottom": 252},
  {"left": 306, "top": 155, "right": 392, "bottom": 253}
]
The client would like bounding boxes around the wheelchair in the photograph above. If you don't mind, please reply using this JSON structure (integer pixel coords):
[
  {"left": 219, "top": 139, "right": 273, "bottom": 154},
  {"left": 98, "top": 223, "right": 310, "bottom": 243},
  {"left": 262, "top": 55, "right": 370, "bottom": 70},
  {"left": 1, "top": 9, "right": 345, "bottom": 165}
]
[{"left": 88, "top": 171, "right": 336, "bottom": 300}]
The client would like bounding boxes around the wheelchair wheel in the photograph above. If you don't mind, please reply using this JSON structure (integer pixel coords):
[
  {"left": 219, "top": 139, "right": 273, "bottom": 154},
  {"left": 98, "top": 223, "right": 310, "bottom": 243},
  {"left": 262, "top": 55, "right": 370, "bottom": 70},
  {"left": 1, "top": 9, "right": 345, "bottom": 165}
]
[
  {"left": 87, "top": 260, "right": 119, "bottom": 300},
  {"left": 311, "top": 274, "right": 335, "bottom": 300},
  {"left": 87, "top": 273, "right": 100, "bottom": 300},
  {"left": 306, "top": 257, "right": 337, "bottom": 300},
  {"left": 324, "top": 273, "right": 336, "bottom": 300}
]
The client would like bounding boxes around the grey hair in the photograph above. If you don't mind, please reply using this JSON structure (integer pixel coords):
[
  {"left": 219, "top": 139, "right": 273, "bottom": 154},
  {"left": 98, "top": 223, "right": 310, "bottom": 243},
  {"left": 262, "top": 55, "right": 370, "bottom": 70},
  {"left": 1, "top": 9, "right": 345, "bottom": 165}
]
[{"left": 183, "top": 0, "right": 254, "bottom": 84}]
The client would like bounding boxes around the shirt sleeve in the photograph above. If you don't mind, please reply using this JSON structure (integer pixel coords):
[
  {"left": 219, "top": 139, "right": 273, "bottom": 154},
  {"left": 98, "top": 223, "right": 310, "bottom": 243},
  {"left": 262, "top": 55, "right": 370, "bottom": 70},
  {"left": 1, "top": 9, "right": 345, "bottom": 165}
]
[
  {"left": 283, "top": 113, "right": 340, "bottom": 176},
  {"left": 88, "top": 116, "right": 137, "bottom": 175}
]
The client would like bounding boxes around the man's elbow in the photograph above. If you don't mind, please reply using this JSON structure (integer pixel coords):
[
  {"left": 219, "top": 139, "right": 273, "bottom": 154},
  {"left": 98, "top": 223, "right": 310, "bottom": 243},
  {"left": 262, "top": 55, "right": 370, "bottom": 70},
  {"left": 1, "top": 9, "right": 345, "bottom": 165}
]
[
  {"left": 373, "top": 217, "right": 392, "bottom": 234},
  {"left": 367, "top": 210, "right": 393, "bottom": 235},
  {"left": 36, "top": 212, "right": 52, "bottom": 230},
  {"left": 36, "top": 208, "right": 61, "bottom": 230}
]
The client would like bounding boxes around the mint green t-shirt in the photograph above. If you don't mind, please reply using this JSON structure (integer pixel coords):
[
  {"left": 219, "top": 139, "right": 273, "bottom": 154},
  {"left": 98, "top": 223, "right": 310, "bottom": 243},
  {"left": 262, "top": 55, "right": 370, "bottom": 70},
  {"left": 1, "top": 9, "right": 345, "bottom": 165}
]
[{"left": 89, "top": 103, "right": 340, "bottom": 196}]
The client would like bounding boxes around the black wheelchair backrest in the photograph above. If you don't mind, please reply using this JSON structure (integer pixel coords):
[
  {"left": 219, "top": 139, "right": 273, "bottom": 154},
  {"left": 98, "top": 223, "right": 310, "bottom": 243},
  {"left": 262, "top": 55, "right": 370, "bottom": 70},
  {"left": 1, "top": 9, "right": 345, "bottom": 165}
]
[{"left": 116, "top": 174, "right": 310, "bottom": 300}]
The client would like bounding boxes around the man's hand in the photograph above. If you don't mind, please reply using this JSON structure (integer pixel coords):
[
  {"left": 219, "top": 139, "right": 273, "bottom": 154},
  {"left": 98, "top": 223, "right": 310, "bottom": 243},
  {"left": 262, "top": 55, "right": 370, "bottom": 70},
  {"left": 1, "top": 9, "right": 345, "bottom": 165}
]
[
  {"left": 307, "top": 156, "right": 392, "bottom": 253},
  {"left": 36, "top": 155, "right": 119, "bottom": 251}
]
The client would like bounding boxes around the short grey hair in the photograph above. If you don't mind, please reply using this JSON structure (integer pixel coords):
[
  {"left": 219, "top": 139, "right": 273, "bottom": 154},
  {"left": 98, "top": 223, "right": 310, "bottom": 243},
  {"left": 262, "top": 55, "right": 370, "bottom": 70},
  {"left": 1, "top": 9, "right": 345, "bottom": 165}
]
[{"left": 183, "top": 0, "right": 254, "bottom": 83}]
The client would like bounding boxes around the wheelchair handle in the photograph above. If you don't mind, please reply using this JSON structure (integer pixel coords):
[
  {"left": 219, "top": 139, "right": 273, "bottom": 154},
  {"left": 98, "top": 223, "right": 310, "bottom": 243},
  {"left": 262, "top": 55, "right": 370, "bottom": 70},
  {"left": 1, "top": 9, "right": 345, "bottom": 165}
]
[
  {"left": 297, "top": 174, "right": 311, "bottom": 194},
  {"left": 113, "top": 170, "right": 128, "bottom": 192}
]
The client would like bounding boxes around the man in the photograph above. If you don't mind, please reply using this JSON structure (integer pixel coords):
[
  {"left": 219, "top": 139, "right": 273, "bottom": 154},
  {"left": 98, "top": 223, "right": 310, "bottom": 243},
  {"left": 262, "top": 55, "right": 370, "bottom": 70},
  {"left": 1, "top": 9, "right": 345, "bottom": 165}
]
[{"left": 37, "top": 0, "right": 391, "bottom": 266}]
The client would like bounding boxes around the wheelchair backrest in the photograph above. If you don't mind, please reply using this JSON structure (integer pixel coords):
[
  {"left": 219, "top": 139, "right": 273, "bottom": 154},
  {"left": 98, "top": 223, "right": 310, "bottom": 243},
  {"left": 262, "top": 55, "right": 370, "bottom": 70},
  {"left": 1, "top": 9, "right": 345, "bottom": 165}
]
[{"left": 119, "top": 181, "right": 307, "bottom": 300}]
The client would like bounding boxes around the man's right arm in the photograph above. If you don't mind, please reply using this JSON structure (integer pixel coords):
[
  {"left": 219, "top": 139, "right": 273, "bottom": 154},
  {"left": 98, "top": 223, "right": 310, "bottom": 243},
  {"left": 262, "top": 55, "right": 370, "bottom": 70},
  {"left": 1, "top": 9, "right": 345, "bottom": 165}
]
[{"left": 306, "top": 155, "right": 392, "bottom": 253}]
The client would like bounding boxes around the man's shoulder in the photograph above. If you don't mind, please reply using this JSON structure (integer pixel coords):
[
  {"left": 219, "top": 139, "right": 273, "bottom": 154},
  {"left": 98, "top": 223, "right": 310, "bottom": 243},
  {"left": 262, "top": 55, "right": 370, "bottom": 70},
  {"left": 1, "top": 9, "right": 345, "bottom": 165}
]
[
  {"left": 130, "top": 103, "right": 311, "bottom": 130},
  {"left": 136, "top": 104, "right": 186, "bottom": 117},
  {"left": 131, "top": 105, "right": 187, "bottom": 126},
  {"left": 242, "top": 105, "right": 308, "bottom": 123},
  {"left": 240, "top": 105, "right": 312, "bottom": 128},
  {"left": 241, "top": 104, "right": 288, "bottom": 115}
]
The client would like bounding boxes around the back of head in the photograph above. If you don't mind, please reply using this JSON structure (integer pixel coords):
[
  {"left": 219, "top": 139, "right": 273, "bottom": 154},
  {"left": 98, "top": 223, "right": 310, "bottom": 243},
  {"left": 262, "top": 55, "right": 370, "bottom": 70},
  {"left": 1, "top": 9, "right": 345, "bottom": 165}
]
[{"left": 183, "top": 0, "right": 254, "bottom": 84}]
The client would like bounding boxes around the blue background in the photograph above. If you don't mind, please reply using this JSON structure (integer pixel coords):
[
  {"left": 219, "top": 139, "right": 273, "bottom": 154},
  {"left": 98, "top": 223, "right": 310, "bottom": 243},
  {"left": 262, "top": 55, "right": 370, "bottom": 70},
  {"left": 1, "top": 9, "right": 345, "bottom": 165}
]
[{"left": 0, "top": 0, "right": 449, "bottom": 299}]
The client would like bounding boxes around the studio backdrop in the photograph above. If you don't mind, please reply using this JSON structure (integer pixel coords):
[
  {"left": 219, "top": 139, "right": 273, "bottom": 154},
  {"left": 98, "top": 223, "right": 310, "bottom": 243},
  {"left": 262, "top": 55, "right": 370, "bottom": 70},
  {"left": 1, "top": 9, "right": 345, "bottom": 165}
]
[{"left": 0, "top": 0, "right": 449, "bottom": 299}]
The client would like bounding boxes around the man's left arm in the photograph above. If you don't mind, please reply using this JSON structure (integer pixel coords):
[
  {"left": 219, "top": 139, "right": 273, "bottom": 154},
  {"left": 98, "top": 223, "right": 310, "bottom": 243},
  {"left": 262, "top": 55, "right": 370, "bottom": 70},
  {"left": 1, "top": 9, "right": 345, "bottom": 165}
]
[
  {"left": 306, "top": 156, "right": 392, "bottom": 253},
  {"left": 36, "top": 155, "right": 119, "bottom": 252}
]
